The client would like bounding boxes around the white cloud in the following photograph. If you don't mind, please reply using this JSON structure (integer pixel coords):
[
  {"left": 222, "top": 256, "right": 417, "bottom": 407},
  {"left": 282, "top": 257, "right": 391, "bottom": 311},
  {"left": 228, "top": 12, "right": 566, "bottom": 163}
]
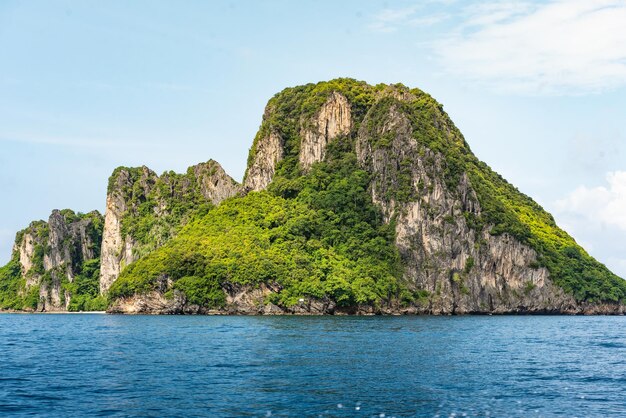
[
  {"left": 555, "top": 171, "right": 626, "bottom": 231},
  {"left": 552, "top": 171, "right": 626, "bottom": 277},
  {"left": 369, "top": 5, "right": 448, "bottom": 33},
  {"left": 461, "top": 1, "right": 534, "bottom": 27},
  {"left": 435, "top": 0, "right": 626, "bottom": 94},
  {"left": 370, "top": 6, "right": 420, "bottom": 32}
]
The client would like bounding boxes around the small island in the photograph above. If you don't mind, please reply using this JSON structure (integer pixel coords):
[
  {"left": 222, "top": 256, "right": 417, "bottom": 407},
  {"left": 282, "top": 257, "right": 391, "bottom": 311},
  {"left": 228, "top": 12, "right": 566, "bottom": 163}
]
[{"left": 1, "top": 79, "right": 625, "bottom": 315}]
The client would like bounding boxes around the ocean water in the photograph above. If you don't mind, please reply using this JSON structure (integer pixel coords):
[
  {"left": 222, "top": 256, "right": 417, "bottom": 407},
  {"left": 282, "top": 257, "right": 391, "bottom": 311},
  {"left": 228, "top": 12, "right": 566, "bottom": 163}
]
[{"left": 0, "top": 315, "right": 625, "bottom": 417}]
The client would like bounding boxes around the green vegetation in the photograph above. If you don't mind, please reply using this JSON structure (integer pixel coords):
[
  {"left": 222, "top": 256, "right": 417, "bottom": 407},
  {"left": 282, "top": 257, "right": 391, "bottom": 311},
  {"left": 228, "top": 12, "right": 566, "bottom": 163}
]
[
  {"left": 0, "top": 210, "right": 106, "bottom": 311},
  {"left": 112, "top": 78, "right": 626, "bottom": 308},
  {"left": 113, "top": 79, "right": 409, "bottom": 310},
  {"left": 2, "top": 78, "right": 624, "bottom": 311},
  {"left": 524, "top": 281, "right": 537, "bottom": 295},
  {"left": 64, "top": 258, "right": 107, "bottom": 311},
  {"left": 111, "top": 165, "right": 218, "bottom": 260},
  {"left": 111, "top": 188, "right": 403, "bottom": 308},
  {"left": 0, "top": 257, "right": 39, "bottom": 310}
]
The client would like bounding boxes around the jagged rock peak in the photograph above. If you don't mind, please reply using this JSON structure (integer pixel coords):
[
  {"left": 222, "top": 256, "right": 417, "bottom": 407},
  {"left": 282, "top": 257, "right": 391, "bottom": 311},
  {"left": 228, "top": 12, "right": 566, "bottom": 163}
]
[
  {"left": 12, "top": 209, "right": 103, "bottom": 311},
  {"left": 242, "top": 78, "right": 441, "bottom": 191},
  {"left": 190, "top": 159, "right": 241, "bottom": 205},
  {"left": 99, "top": 160, "right": 241, "bottom": 294}
]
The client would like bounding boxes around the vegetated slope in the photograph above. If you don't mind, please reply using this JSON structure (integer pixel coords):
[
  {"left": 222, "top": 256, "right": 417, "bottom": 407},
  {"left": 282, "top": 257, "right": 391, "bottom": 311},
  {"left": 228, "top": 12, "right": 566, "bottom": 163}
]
[
  {"left": 99, "top": 160, "right": 241, "bottom": 294},
  {"left": 109, "top": 139, "right": 405, "bottom": 313},
  {"left": 108, "top": 79, "right": 626, "bottom": 314}
]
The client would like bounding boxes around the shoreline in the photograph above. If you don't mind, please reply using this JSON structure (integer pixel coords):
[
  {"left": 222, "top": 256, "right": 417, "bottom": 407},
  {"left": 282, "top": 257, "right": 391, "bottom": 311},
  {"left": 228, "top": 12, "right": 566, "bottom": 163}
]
[
  {"left": 0, "top": 311, "right": 107, "bottom": 315},
  {"left": 1, "top": 310, "right": 625, "bottom": 316}
]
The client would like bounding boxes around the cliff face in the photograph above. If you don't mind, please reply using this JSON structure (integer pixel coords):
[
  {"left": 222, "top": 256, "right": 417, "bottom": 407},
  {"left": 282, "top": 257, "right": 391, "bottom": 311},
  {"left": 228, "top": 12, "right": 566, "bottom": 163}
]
[
  {"left": 11, "top": 210, "right": 103, "bottom": 311},
  {"left": 99, "top": 160, "right": 241, "bottom": 294},
  {"left": 99, "top": 166, "right": 155, "bottom": 295},
  {"left": 355, "top": 102, "right": 576, "bottom": 313},
  {"left": 299, "top": 92, "right": 352, "bottom": 171},
  {"left": 243, "top": 131, "right": 283, "bottom": 191},
  {"left": 243, "top": 91, "right": 352, "bottom": 190},
  {"left": 3, "top": 79, "right": 625, "bottom": 315}
]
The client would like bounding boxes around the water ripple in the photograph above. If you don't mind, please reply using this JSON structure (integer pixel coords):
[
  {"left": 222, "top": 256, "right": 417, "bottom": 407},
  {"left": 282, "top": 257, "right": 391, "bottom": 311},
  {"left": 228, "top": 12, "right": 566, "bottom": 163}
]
[{"left": 0, "top": 314, "right": 625, "bottom": 416}]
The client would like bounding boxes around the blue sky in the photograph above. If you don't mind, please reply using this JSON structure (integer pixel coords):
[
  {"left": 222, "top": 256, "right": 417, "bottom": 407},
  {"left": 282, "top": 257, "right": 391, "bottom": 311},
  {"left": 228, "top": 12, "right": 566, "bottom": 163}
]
[{"left": 1, "top": 0, "right": 625, "bottom": 277}]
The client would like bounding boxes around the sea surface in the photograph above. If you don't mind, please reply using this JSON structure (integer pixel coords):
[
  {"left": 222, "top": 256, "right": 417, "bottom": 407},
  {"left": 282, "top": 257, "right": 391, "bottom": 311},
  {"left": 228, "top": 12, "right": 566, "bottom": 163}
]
[{"left": 0, "top": 315, "right": 625, "bottom": 417}]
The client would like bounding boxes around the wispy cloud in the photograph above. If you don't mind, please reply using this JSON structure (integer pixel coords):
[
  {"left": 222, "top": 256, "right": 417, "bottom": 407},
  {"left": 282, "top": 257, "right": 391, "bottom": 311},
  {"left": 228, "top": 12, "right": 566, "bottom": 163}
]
[
  {"left": 369, "top": 5, "right": 448, "bottom": 33},
  {"left": 435, "top": 0, "right": 626, "bottom": 94},
  {"left": 459, "top": 1, "right": 534, "bottom": 27},
  {"left": 555, "top": 171, "right": 626, "bottom": 231},
  {"left": 552, "top": 170, "right": 626, "bottom": 277},
  {"left": 371, "top": 0, "right": 626, "bottom": 94}
]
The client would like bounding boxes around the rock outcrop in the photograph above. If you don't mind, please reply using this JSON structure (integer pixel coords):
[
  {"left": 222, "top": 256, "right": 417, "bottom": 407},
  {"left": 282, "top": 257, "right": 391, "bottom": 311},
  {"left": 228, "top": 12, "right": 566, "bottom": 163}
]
[
  {"left": 99, "top": 160, "right": 241, "bottom": 294},
  {"left": 99, "top": 166, "right": 155, "bottom": 295},
  {"left": 243, "top": 91, "right": 352, "bottom": 190},
  {"left": 355, "top": 98, "right": 578, "bottom": 313},
  {"left": 299, "top": 92, "right": 351, "bottom": 170},
  {"left": 3, "top": 79, "right": 625, "bottom": 315},
  {"left": 12, "top": 210, "right": 103, "bottom": 311},
  {"left": 192, "top": 161, "right": 242, "bottom": 205},
  {"left": 243, "top": 131, "right": 283, "bottom": 191}
]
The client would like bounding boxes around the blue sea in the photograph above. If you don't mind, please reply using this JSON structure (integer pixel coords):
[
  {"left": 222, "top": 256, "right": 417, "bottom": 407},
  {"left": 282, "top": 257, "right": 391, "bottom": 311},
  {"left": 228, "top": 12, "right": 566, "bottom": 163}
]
[{"left": 0, "top": 315, "right": 625, "bottom": 417}]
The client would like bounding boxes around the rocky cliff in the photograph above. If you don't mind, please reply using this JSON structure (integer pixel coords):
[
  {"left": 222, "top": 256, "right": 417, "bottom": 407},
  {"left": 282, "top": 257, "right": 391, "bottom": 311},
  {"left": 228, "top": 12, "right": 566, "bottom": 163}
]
[
  {"left": 244, "top": 91, "right": 353, "bottom": 190},
  {"left": 1, "top": 210, "right": 103, "bottom": 311},
  {"left": 2, "top": 78, "right": 625, "bottom": 315},
  {"left": 99, "top": 160, "right": 241, "bottom": 294},
  {"left": 355, "top": 100, "right": 574, "bottom": 313},
  {"left": 299, "top": 91, "right": 352, "bottom": 171},
  {"left": 104, "top": 79, "right": 626, "bottom": 315}
]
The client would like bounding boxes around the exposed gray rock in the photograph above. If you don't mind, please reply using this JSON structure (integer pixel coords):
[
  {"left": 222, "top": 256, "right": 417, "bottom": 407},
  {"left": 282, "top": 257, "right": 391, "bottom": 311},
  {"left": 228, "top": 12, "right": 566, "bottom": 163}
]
[
  {"left": 99, "top": 160, "right": 240, "bottom": 294},
  {"left": 99, "top": 166, "right": 156, "bottom": 294},
  {"left": 299, "top": 91, "right": 351, "bottom": 171},
  {"left": 192, "top": 160, "right": 241, "bottom": 205},
  {"left": 14, "top": 210, "right": 103, "bottom": 311},
  {"left": 243, "top": 131, "right": 283, "bottom": 191},
  {"left": 356, "top": 97, "right": 580, "bottom": 314}
]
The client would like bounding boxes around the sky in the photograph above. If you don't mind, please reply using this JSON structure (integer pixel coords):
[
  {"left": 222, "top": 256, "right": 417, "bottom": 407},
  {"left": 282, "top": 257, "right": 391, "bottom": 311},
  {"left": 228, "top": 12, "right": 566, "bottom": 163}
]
[{"left": 1, "top": 0, "right": 625, "bottom": 277}]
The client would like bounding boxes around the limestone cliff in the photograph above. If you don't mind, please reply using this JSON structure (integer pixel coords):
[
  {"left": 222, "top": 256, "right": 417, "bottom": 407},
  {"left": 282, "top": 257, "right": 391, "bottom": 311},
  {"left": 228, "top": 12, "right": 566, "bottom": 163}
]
[
  {"left": 99, "top": 160, "right": 241, "bottom": 294},
  {"left": 3, "top": 78, "right": 624, "bottom": 315},
  {"left": 99, "top": 166, "right": 156, "bottom": 295},
  {"left": 243, "top": 130, "right": 283, "bottom": 191},
  {"left": 299, "top": 91, "right": 352, "bottom": 171},
  {"left": 243, "top": 91, "right": 352, "bottom": 190},
  {"left": 10, "top": 210, "right": 103, "bottom": 311},
  {"left": 356, "top": 101, "right": 573, "bottom": 313}
]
